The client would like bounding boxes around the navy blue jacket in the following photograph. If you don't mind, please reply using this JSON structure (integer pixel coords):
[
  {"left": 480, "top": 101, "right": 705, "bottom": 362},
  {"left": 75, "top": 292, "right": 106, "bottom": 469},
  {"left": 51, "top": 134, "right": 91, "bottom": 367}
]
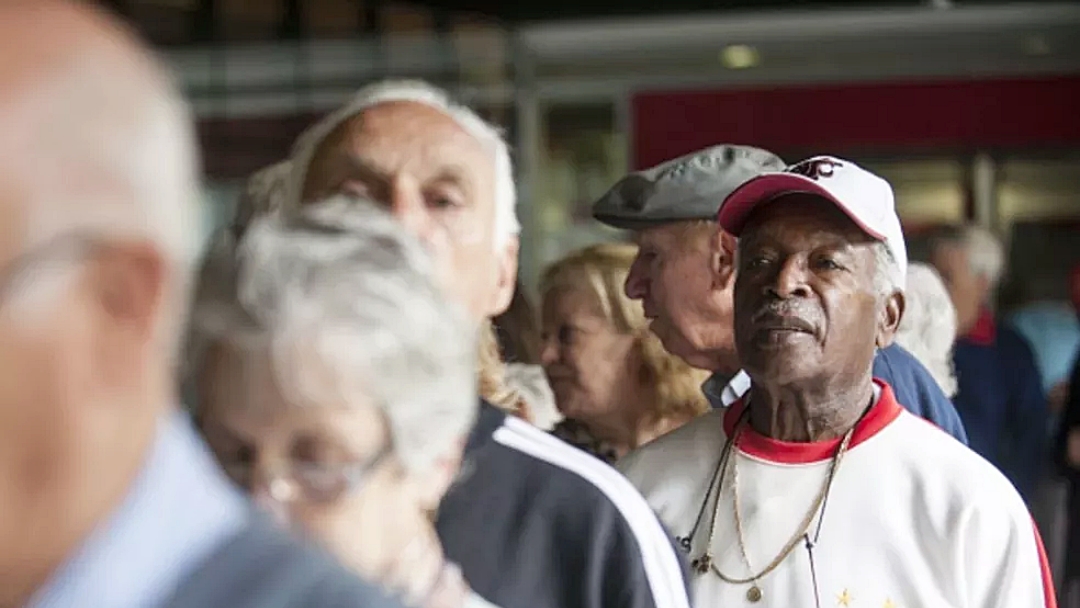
[
  {"left": 953, "top": 312, "right": 1047, "bottom": 503},
  {"left": 874, "top": 343, "right": 969, "bottom": 445},
  {"left": 1054, "top": 347, "right": 1080, "bottom": 579},
  {"left": 437, "top": 402, "right": 691, "bottom": 608}
]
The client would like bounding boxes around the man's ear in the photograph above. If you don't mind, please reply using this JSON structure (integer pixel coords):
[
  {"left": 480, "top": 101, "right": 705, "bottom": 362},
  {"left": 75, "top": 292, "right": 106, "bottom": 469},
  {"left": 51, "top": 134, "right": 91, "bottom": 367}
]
[
  {"left": 487, "top": 236, "right": 519, "bottom": 317},
  {"left": 876, "top": 290, "right": 905, "bottom": 349},
  {"left": 89, "top": 242, "right": 167, "bottom": 387},
  {"left": 711, "top": 228, "right": 738, "bottom": 290}
]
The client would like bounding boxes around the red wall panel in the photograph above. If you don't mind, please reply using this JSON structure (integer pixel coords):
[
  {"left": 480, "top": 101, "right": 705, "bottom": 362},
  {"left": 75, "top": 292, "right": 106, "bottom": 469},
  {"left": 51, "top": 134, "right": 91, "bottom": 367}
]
[{"left": 632, "top": 75, "right": 1080, "bottom": 170}]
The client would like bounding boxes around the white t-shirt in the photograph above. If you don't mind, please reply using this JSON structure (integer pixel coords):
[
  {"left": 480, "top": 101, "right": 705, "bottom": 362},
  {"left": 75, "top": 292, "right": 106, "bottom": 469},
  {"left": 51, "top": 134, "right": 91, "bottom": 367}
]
[{"left": 619, "top": 381, "right": 1055, "bottom": 608}]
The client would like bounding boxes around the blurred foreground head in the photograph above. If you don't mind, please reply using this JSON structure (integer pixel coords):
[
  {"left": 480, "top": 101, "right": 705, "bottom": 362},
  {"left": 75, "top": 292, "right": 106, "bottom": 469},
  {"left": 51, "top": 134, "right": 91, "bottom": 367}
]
[
  {"left": 190, "top": 196, "right": 478, "bottom": 604},
  {"left": 0, "top": 0, "right": 199, "bottom": 602}
]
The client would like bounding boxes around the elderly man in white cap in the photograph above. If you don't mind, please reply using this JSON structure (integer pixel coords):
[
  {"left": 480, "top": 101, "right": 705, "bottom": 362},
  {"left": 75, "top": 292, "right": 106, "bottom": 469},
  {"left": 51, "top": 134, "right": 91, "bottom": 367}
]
[
  {"left": 253, "top": 80, "right": 689, "bottom": 608},
  {"left": 620, "top": 156, "right": 1055, "bottom": 607},
  {"left": 592, "top": 145, "right": 968, "bottom": 444},
  {"left": 0, "top": 2, "right": 404, "bottom": 608}
]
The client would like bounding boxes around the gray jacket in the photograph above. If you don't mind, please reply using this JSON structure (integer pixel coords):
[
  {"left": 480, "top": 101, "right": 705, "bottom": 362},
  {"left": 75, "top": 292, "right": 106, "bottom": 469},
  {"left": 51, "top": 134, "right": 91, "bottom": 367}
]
[{"left": 165, "top": 515, "right": 407, "bottom": 608}]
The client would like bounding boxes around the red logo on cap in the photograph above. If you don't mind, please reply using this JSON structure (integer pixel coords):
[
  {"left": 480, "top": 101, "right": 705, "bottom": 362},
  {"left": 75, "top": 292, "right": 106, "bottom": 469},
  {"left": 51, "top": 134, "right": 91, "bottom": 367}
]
[{"left": 790, "top": 158, "right": 843, "bottom": 180}]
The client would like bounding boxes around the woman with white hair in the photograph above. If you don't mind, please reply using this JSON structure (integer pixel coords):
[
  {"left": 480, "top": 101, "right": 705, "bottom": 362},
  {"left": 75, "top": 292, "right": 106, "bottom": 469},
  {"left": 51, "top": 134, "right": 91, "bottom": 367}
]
[
  {"left": 895, "top": 262, "right": 959, "bottom": 397},
  {"left": 187, "top": 195, "right": 497, "bottom": 608}
]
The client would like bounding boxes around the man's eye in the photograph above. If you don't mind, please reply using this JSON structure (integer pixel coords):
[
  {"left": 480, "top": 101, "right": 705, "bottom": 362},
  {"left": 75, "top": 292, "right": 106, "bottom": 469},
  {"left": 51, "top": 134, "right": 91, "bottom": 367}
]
[
  {"left": 558, "top": 326, "right": 575, "bottom": 344},
  {"left": 816, "top": 258, "right": 843, "bottom": 271},
  {"left": 426, "top": 192, "right": 463, "bottom": 209},
  {"left": 341, "top": 180, "right": 376, "bottom": 199},
  {"left": 745, "top": 256, "right": 771, "bottom": 269}
]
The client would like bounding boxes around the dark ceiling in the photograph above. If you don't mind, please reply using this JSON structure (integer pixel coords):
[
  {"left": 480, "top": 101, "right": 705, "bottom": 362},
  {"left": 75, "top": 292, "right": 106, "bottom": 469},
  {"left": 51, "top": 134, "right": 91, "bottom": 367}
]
[
  {"left": 97, "top": 0, "right": 1048, "bottom": 47},
  {"left": 411, "top": 0, "right": 913, "bottom": 22}
]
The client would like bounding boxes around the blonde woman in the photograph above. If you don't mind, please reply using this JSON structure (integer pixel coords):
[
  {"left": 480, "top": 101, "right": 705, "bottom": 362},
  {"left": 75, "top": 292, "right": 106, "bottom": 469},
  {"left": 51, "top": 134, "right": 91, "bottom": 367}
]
[{"left": 541, "top": 243, "right": 710, "bottom": 462}]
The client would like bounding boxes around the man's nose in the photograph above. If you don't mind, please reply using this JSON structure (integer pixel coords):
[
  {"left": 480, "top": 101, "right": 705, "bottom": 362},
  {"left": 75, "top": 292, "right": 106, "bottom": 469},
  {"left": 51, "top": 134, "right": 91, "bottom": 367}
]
[
  {"left": 539, "top": 335, "right": 559, "bottom": 367},
  {"left": 624, "top": 257, "right": 648, "bottom": 300},
  {"left": 767, "top": 257, "right": 812, "bottom": 299},
  {"left": 384, "top": 186, "right": 436, "bottom": 245}
]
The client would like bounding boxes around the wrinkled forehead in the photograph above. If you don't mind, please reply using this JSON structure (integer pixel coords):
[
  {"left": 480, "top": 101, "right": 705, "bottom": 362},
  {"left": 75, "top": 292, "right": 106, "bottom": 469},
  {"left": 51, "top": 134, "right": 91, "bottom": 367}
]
[
  {"left": 307, "top": 101, "right": 495, "bottom": 185},
  {"left": 740, "top": 194, "right": 875, "bottom": 249}
]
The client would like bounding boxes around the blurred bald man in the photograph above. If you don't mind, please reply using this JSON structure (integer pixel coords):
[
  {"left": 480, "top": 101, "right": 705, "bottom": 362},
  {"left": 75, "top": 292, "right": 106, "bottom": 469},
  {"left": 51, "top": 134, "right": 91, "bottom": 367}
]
[{"left": 0, "top": 3, "right": 403, "bottom": 608}]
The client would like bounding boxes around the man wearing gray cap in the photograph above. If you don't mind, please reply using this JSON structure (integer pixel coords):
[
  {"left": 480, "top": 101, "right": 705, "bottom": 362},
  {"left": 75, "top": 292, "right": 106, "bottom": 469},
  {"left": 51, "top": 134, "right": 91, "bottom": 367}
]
[{"left": 592, "top": 144, "right": 968, "bottom": 443}]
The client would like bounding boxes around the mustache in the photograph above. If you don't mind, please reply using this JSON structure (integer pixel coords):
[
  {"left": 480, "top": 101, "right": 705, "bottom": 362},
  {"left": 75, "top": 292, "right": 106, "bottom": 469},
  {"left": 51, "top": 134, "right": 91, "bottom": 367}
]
[{"left": 749, "top": 303, "right": 819, "bottom": 333}]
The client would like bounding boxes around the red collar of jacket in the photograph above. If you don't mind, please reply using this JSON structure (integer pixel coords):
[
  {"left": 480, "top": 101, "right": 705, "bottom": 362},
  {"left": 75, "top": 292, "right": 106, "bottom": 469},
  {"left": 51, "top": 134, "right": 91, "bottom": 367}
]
[{"left": 964, "top": 307, "right": 997, "bottom": 346}]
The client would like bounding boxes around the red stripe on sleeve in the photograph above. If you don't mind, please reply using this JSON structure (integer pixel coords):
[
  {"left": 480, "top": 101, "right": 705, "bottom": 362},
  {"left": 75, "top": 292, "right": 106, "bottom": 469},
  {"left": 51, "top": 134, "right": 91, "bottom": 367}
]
[{"left": 1033, "top": 521, "right": 1059, "bottom": 608}]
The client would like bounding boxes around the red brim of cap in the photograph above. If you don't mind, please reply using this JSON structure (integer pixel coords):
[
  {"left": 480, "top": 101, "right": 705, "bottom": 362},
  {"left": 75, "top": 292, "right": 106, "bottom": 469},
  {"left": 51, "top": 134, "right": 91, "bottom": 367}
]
[{"left": 716, "top": 173, "right": 886, "bottom": 240}]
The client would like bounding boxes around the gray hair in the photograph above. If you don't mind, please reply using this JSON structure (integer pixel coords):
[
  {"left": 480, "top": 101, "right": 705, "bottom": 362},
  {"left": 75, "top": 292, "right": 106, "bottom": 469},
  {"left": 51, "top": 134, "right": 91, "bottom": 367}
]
[
  {"left": 920, "top": 224, "right": 1006, "bottom": 288},
  {"left": 286, "top": 79, "right": 519, "bottom": 248},
  {"left": 873, "top": 241, "right": 905, "bottom": 300},
  {"left": 895, "top": 263, "right": 958, "bottom": 397},
  {"left": 230, "top": 160, "right": 292, "bottom": 240},
  {"left": 186, "top": 195, "right": 478, "bottom": 473},
  {"left": 4, "top": 38, "right": 201, "bottom": 358}
]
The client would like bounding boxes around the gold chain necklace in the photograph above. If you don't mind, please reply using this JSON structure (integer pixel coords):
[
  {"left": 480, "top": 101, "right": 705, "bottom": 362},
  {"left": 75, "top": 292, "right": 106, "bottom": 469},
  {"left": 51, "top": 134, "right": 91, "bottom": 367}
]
[{"left": 694, "top": 417, "right": 857, "bottom": 603}]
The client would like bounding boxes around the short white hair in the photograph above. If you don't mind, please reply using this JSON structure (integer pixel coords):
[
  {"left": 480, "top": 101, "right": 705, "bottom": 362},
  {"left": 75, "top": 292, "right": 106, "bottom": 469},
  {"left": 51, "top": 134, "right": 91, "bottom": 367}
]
[
  {"left": 231, "top": 160, "right": 292, "bottom": 240},
  {"left": 873, "top": 242, "right": 905, "bottom": 299},
  {"left": 925, "top": 224, "right": 1006, "bottom": 288},
  {"left": 2, "top": 38, "right": 201, "bottom": 355},
  {"left": 961, "top": 225, "right": 1005, "bottom": 288},
  {"left": 895, "top": 262, "right": 958, "bottom": 397},
  {"left": 285, "top": 79, "right": 519, "bottom": 248},
  {"left": 187, "top": 195, "right": 478, "bottom": 473}
]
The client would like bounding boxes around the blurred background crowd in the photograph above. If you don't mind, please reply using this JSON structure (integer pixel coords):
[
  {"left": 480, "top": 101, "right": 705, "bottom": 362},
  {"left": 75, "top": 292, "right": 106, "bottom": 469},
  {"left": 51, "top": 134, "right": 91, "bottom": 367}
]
[
  {"left": 106, "top": 0, "right": 1080, "bottom": 582},
  {"left": 4, "top": 0, "right": 1080, "bottom": 607},
  {"left": 95, "top": 0, "right": 1079, "bottom": 295}
]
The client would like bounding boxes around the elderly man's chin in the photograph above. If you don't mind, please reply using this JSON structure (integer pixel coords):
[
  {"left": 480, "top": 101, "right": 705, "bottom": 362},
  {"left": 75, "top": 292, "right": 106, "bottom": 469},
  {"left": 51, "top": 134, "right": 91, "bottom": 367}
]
[{"left": 740, "top": 329, "right": 821, "bottom": 380}]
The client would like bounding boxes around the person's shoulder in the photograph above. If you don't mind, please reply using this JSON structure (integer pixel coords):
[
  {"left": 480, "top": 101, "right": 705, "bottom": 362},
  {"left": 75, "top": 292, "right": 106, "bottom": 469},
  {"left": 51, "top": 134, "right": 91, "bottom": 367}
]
[
  {"left": 874, "top": 344, "right": 929, "bottom": 381},
  {"left": 491, "top": 415, "right": 655, "bottom": 508},
  {"left": 873, "top": 345, "right": 943, "bottom": 401},
  {"left": 485, "top": 416, "right": 692, "bottom": 608},
  {"left": 165, "top": 515, "right": 405, "bottom": 608},
  {"left": 619, "top": 409, "right": 727, "bottom": 494},
  {"left": 884, "top": 416, "right": 1051, "bottom": 604},
  {"left": 997, "top": 322, "right": 1038, "bottom": 355},
  {"left": 889, "top": 412, "right": 1024, "bottom": 506},
  {"left": 873, "top": 349, "right": 966, "bottom": 441}
]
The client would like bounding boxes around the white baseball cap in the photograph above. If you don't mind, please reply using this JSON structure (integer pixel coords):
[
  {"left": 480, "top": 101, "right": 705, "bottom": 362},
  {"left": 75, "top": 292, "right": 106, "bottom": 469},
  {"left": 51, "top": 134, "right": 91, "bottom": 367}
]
[{"left": 716, "top": 155, "right": 907, "bottom": 281}]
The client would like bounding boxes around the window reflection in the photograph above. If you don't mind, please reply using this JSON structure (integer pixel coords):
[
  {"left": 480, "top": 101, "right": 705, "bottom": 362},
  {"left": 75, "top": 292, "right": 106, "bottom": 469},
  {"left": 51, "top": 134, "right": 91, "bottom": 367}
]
[{"left": 529, "top": 102, "right": 627, "bottom": 287}]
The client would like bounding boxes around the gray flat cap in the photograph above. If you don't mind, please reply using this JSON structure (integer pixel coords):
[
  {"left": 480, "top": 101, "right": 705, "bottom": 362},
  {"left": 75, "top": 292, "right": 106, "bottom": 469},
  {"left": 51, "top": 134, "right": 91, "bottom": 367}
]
[{"left": 592, "top": 144, "right": 785, "bottom": 230}]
